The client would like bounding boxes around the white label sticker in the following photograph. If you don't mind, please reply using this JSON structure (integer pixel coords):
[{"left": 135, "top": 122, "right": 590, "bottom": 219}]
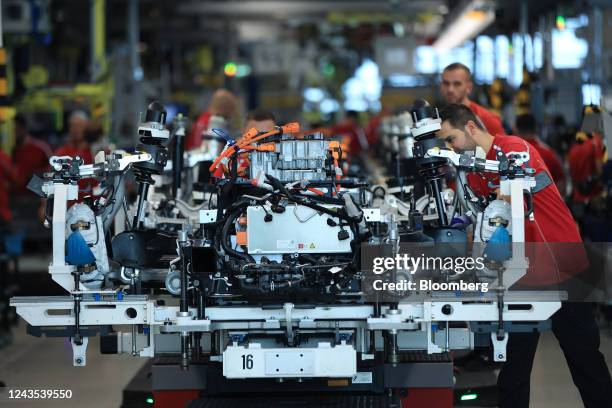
[
  {"left": 276, "top": 240, "right": 295, "bottom": 249},
  {"left": 352, "top": 372, "right": 373, "bottom": 384}
]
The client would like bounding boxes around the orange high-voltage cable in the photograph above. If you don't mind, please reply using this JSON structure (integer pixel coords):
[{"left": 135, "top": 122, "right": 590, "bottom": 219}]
[{"left": 209, "top": 122, "right": 300, "bottom": 172}]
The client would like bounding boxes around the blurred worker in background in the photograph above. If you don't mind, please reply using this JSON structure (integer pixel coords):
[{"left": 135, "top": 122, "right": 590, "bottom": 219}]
[
  {"left": 440, "top": 63, "right": 505, "bottom": 136},
  {"left": 568, "top": 135, "right": 606, "bottom": 205},
  {"left": 243, "top": 109, "right": 276, "bottom": 134},
  {"left": 55, "top": 110, "right": 92, "bottom": 164},
  {"left": 364, "top": 104, "right": 391, "bottom": 149},
  {"left": 186, "top": 89, "right": 238, "bottom": 150},
  {"left": 331, "top": 110, "right": 368, "bottom": 155},
  {"left": 54, "top": 110, "right": 96, "bottom": 199},
  {"left": 84, "top": 121, "right": 109, "bottom": 157},
  {"left": 11, "top": 114, "right": 52, "bottom": 194},
  {"left": 0, "top": 149, "right": 18, "bottom": 226},
  {"left": 567, "top": 106, "right": 608, "bottom": 240},
  {"left": 514, "top": 113, "right": 566, "bottom": 196}
]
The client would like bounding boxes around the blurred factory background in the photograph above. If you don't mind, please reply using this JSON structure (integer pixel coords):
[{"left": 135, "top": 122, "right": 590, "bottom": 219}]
[{"left": 0, "top": 0, "right": 610, "bottom": 407}]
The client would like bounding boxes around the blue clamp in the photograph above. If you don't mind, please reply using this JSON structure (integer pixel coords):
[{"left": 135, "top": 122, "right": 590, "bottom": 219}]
[
  {"left": 93, "top": 293, "right": 101, "bottom": 301},
  {"left": 117, "top": 291, "right": 124, "bottom": 301},
  {"left": 212, "top": 128, "right": 233, "bottom": 142},
  {"left": 230, "top": 334, "right": 247, "bottom": 344}
]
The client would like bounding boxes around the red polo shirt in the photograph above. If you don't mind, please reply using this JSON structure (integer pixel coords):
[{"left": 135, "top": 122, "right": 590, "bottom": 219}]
[
  {"left": 186, "top": 111, "right": 212, "bottom": 151},
  {"left": 567, "top": 133, "right": 605, "bottom": 203},
  {"left": 54, "top": 144, "right": 96, "bottom": 200},
  {"left": 0, "top": 150, "right": 18, "bottom": 222},
  {"left": 468, "top": 135, "right": 585, "bottom": 285},
  {"left": 11, "top": 136, "right": 52, "bottom": 193},
  {"left": 331, "top": 122, "right": 362, "bottom": 155},
  {"left": 469, "top": 101, "right": 505, "bottom": 136},
  {"left": 524, "top": 138, "right": 565, "bottom": 184}
]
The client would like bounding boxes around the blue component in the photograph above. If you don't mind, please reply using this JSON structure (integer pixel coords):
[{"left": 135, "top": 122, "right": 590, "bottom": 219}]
[
  {"left": 117, "top": 291, "right": 124, "bottom": 301},
  {"left": 65, "top": 231, "right": 96, "bottom": 266},
  {"left": 431, "top": 324, "right": 438, "bottom": 332},
  {"left": 484, "top": 226, "right": 512, "bottom": 262},
  {"left": 451, "top": 215, "right": 471, "bottom": 228},
  {"left": 230, "top": 334, "right": 247, "bottom": 344},
  {"left": 212, "top": 128, "right": 232, "bottom": 141},
  {"left": 338, "top": 333, "right": 353, "bottom": 342},
  {"left": 94, "top": 294, "right": 101, "bottom": 301},
  {"left": 455, "top": 290, "right": 462, "bottom": 297},
  {"left": 143, "top": 328, "right": 150, "bottom": 334}
]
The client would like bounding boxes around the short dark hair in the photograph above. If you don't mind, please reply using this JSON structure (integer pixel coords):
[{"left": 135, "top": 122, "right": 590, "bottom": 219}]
[
  {"left": 439, "top": 103, "right": 484, "bottom": 131},
  {"left": 14, "top": 113, "right": 27, "bottom": 128},
  {"left": 346, "top": 110, "right": 359, "bottom": 119},
  {"left": 443, "top": 62, "right": 472, "bottom": 79},
  {"left": 246, "top": 109, "right": 276, "bottom": 123},
  {"left": 515, "top": 113, "right": 537, "bottom": 135}
]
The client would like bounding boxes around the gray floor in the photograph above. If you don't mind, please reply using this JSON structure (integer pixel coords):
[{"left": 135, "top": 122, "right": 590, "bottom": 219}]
[
  {"left": 0, "top": 321, "right": 147, "bottom": 407},
  {"left": 0, "top": 320, "right": 610, "bottom": 408}
]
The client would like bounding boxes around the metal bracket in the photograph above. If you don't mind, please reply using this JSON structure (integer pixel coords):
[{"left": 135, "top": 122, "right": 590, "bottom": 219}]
[
  {"left": 284, "top": 303, "right": 294, "bottom": 345},
  {"left": 491, "top": 332, "right": 509, "bottom": 362},
  {"left": 71, "top": 337, "right": 89, "bottom": 366},
  {"left": 199, "top": 209, "right": 218, "bottom": 224}
]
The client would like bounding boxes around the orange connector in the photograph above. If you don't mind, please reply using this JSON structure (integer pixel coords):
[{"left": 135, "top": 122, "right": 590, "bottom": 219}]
[
  {"left": 236, "top": 231, "right": 248, "bottom": 246},
  {"left": 328, "top": 140, "right": 341, "bottom": 160}
]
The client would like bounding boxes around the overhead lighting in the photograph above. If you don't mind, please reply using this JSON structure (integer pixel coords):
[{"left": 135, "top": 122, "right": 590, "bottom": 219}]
[
  {"left": 236, "top": 63, "right": 252, "bottom": 78},
  {"left": 433, "top": 0, "right": 495, "bottom": 53},
  {"left": 224, "top": 62, "right": 238, "bottom": 77}
]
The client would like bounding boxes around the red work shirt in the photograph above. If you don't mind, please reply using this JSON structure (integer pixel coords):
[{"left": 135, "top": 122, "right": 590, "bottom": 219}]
[
  {"left": 0, "top": 150, "right": 18, "bottom": 222},
  {"left": 185, "top": 111, "right": 212, "bottom": 151},
  {"left": 331, "top": 122, "right": 362, "bottom": 155},
  {"left": 365, "top": 115, "right": 382, "bottom": 147},
  {"left": 468, "top": 135, "right": 585, "bottom": 285},
  {"left": 11, "top": 136, "right": 52, "bottom": 193},
  {"left": 54, "top": 144, "right": 96, "bottom": 199},
  {"left": 524, "top": 138, "right": 565, "bottom": 184},
  {"left": 567, "top": 133, "right": 605, "bottom": 203},
  {"left": 468, "top": 101, "right": 505, "bottom": 136}
]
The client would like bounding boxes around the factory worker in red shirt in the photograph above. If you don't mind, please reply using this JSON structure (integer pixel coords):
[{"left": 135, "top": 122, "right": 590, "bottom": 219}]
[
  {"left": 440, "top": 62, "right": 505, "bottom": 137},
  {"left": 437, "top": 103, "right": 611, "bottom": 408},
  {"left": 11, "top": 114, "right": 52, "bottom": 193}
]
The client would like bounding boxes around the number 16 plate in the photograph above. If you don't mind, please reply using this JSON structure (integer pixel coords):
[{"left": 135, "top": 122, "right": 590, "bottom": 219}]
[{"left": 223, "top": 343, "right": 356, "bottom": 379}]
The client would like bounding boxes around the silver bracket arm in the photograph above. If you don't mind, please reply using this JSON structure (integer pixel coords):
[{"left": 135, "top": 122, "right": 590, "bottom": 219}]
[
  {"left": 491, "top": 332, "right": 509, "bottom": 362},
  {"left": 71, "top": 337, "right": 89, "bottom": 366}
]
